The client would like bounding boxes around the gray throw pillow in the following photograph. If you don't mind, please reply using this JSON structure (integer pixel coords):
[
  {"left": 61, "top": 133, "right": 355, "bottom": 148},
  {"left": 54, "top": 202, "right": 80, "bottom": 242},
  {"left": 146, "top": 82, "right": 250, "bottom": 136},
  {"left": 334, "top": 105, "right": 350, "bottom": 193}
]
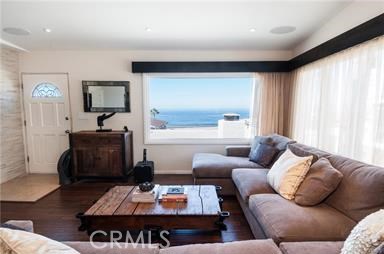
[
  {"left": 249, "top": 136, "right": 275, "bottom": 157},
  {"left": 249, "top": 143, "right": 279, "bottom": 167},
  {"left": 295, "top": 158, "right": 343, "bottom": 206},
  {"left": 288, "top": 144, "right": 319, "bottom": 165}
]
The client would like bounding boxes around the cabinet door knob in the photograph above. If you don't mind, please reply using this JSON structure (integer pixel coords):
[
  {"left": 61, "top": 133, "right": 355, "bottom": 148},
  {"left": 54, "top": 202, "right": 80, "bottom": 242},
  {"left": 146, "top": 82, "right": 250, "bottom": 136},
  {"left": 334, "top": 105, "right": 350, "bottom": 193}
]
[{"left": 65, "top": 130, "right": 70, "bottom": 134}]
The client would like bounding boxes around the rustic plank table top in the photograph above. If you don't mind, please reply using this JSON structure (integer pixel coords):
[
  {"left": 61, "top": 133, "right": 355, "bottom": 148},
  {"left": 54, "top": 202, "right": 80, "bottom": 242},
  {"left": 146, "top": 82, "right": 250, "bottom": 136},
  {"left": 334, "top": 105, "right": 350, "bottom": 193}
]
[{"left": 84, "top": 185, "right": 220, "bottom": 217}]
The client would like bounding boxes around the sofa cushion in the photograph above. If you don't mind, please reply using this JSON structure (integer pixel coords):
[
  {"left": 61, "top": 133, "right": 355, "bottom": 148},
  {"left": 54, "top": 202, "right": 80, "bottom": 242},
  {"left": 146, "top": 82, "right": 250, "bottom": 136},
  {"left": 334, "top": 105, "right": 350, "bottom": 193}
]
[
  {"left": 248, "top": 194, "right": 356, "bottom": 243},
  {"left": 64, "top": 242, "right": 159, "bottom": 254},
  {"left": 269, "top": 134, "right": 296, "bottom": 151},
  {"left": 226, "top": 146, "right": 251, "bottom": 157},
  {"left": 159, "top": 239, "right": 281, "bottom": 254},
  {"left": 267, "top": 149, "right": 313, "bottom": 200},
  {"left": 279, "top": 241, "right": 344, "bottom": 254},
  {"left": 249, "top": 143, "right": 279, "bottom": 167},
  {"left": 193, "top": 153, "right": 262, "bottom": 178},
  {"left": 287, "top": 143, "right": 331, "bottom": 159},
  {"left": 232, "top": 168, "right": 275, "bottom": 203},
  {"left": 295, "top": 158, "right": 343, "bottom": 206},
  {"left": 288, "top": 144, "right": 319, "bottom": 165},
  {"left": 325, "top": 155, "right": 384, "bottom": 221}
]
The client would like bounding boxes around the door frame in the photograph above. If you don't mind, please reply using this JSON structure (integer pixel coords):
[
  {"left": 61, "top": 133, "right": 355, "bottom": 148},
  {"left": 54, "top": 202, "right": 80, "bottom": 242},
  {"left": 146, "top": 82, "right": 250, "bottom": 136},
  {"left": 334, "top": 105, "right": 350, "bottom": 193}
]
[{"left": 20, "top": 72, "right": 73, "bottom": 173}]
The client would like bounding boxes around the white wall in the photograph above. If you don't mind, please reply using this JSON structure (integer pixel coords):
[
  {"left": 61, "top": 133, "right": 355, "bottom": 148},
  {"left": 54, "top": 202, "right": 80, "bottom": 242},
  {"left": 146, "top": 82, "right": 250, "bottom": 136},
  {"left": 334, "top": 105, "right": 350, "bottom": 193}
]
[
  {"left": 294, "top": 1, "right": 384, "bottom": 56},
  {"left": 19, "top": 49, "right": 291, "bottom": 174}
]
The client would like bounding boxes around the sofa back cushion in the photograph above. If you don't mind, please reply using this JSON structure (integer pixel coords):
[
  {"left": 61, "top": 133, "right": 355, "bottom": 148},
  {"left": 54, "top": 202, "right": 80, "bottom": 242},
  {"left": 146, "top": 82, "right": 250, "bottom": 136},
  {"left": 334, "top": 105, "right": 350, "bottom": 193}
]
[
  {"left": 288, "top": 144, "right": 319, "bottom": 165},
  {"left": 269, "top": 135, "right": 296, "bottom": 166},
  {"left": 288, "top": 143, "right": 331, "bottom": 159},
  {"left": 325, "top": 155, "right": 384, "bottom": 222},
  {"left": 270, "top": 134, "right": 296, "bottom": 151},
  {"left": 159, "top": 239, "right": 281, "bottom": 254}
]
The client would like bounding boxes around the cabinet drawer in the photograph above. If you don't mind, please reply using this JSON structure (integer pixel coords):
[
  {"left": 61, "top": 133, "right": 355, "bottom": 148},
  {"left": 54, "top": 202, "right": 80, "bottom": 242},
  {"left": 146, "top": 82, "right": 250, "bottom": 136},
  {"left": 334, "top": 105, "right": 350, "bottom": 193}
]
[{"left": 71, "top": 135, "right": 122, "bottom": 146}]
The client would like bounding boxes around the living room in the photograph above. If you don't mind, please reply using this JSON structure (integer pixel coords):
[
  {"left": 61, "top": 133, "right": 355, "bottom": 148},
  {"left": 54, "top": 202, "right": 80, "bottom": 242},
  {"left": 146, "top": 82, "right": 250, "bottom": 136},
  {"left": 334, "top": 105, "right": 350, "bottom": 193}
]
[{"left": 0, "top": 1, "right": 383, "bottom": 253}]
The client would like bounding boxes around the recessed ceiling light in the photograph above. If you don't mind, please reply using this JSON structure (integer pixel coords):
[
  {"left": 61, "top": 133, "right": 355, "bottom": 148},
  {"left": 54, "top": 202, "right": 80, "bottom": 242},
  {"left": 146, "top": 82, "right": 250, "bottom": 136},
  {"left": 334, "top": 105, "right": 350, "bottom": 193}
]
[
  {"left": 145, "top": 27, "right": 152, "bottom": 32},
  {"left": 249, "top": 28, "right": 256, "bottom": 33},
  {"left": 43, "top": 28, "right": 52, "bottom": 33},
  {"left": 270, "top": 26, "right": 296, "bottom": 35},
  {"left": 2, "top": 27, "right": 31, "bottom": 36}
]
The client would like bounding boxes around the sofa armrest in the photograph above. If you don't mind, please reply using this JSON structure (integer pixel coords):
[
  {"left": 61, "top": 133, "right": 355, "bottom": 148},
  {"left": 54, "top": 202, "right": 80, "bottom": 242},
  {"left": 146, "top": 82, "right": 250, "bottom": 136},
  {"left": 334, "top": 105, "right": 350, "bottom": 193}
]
[
  {"left": 4, "top": 220, "right": 34, "bottom": 233},
  {"left": 225, "top": 146, "right": 251, "bottom": 157}
]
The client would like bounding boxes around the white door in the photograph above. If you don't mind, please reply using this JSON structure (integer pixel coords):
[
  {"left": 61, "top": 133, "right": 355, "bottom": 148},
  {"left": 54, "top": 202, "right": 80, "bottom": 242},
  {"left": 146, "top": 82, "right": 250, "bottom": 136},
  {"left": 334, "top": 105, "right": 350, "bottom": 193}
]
[{"left": 22, "top": 73, "right": 71, "bottom": 173}]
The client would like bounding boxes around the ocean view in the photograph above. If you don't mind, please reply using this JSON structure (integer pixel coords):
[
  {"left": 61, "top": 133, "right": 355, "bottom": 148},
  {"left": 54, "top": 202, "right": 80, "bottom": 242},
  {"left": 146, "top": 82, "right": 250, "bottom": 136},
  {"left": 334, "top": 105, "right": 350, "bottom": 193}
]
[{"left": 154, "top": 109, "right": 250, "bottom": 128}]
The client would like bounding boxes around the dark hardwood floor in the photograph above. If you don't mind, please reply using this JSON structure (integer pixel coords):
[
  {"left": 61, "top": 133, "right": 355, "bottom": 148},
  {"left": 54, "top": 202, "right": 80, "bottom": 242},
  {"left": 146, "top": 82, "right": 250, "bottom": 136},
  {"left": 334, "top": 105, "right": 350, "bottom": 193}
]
[{"left": 0, "top": 174, "right": 254, "bottom": 246}]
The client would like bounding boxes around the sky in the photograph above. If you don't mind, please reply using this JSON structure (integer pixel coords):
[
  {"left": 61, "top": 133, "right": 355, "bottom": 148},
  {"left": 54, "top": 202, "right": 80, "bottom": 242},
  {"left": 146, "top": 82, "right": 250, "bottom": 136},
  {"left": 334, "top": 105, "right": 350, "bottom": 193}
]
[{"left": 149, "top": 77, "right": 253, "bottom": 110}]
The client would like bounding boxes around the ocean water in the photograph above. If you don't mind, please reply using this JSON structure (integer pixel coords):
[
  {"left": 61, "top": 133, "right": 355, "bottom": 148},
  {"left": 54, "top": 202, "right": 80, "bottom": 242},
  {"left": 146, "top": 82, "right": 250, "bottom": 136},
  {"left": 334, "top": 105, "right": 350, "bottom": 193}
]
[{"left": 154, "top": 109, "right": 250, "bottom": 128}]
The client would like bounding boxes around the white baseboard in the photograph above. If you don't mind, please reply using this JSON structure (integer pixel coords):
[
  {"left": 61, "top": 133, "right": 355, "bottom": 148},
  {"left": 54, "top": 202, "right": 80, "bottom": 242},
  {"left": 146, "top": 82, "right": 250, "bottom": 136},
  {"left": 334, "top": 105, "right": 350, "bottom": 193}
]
[{"left": 154, "top": 170, "right": 192, "bottom": 175}]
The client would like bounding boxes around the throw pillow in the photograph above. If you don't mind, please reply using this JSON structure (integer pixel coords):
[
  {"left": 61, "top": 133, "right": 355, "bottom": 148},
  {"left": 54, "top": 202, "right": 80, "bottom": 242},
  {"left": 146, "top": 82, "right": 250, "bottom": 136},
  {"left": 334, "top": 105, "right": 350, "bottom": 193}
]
[
  {"left": 267, "top": 149, "right": 313, "bottom": 200},
  {"left": 249, "top": 136, "right": 275, "bottom": 157},
  {"left": 294, "top": 158, "right": 343, "bottom": 206},
  {"left": 0, "top": 228, "right": 79, "bottom": 254},
  {"left": 249, "top": 143, "right": 279, "bottom": 167},
  {"left": 341, "top": 209, "right": 384, "bottom": 254},
  {"left": 288, "top": 144, "right": 319, "bottom": 165}
]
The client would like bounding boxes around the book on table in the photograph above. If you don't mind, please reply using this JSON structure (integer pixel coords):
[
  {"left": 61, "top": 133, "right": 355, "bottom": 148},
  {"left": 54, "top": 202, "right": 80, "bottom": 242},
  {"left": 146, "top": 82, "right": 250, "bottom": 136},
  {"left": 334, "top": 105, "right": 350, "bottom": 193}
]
[
  {"left": 159, "top": 186, "right": 188, "bottom": 203},
  {"left": 131, "top": 184, "right": 160, "bottom": 203}
]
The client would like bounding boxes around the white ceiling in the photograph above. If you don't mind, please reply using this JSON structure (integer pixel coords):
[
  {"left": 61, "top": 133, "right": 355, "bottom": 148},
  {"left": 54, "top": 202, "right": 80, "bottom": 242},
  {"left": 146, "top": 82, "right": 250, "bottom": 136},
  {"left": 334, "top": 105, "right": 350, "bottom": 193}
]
[{"left": 1, "top": 1, "right": 353, "bottom": 51}]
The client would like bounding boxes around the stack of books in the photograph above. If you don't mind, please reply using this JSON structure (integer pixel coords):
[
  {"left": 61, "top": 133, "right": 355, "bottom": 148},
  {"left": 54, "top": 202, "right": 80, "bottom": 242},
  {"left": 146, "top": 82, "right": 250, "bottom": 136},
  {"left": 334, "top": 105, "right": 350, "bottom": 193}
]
[
  {"left": 131, "top": 184, "right": 160, "bottom": 203},
  {"left": 159, "top": 187, "right": 188, "bottom": 203}
]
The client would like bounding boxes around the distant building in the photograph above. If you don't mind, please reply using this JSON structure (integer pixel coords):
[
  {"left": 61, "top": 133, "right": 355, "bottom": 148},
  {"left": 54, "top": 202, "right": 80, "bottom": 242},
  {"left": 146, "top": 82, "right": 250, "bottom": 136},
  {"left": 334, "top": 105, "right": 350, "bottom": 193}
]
[{"left": 151, "top": 118, "right": 168, "bottom": 129}]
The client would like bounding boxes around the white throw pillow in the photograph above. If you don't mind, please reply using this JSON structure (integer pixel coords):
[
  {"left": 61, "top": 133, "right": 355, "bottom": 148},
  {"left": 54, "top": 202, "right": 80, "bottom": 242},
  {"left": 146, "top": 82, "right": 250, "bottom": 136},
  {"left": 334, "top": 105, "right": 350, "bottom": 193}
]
[
  {"left": 267, "top": 149, "right": 313, "bottom": 200},
  {"left": 341, "top": 209, "right": 384, "bottom": 254},
  {"left": 0, "top": 228, "right": 79, "bottom": 254}
]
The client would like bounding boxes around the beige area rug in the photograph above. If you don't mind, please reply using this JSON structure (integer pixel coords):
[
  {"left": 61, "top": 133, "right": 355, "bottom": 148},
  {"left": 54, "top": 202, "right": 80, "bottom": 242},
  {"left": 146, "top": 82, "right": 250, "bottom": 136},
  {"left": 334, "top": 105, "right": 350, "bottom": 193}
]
[{"left": 0, "top": 174, "right": 60, "bottom": 202}]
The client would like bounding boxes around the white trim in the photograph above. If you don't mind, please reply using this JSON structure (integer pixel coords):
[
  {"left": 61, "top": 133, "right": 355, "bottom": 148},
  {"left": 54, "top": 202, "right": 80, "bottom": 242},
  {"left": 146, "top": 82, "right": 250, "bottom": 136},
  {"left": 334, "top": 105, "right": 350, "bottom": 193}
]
[
  {"left": 146, "top": 138, "right": 252, "bottom": 145},
  {"left": 143, "top": 72, "right": 254, "bottom": 145},
  {"left": 155, "top": 170, "right": 191, "bottom": 175}
]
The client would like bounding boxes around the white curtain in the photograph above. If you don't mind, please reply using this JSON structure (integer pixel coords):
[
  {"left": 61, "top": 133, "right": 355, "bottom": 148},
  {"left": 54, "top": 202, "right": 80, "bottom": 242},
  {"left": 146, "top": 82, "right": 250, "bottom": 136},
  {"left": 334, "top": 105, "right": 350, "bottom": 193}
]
[{"left": 290, "top": 36, "right": 384, "bottom": 166}]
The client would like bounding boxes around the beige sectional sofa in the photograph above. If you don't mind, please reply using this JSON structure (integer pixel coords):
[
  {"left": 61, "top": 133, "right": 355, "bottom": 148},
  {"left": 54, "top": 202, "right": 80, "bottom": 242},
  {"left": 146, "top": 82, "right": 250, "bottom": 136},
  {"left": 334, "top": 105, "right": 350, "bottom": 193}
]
[{"left": 193, "top": 134, "right": 384, "bottom": 248}]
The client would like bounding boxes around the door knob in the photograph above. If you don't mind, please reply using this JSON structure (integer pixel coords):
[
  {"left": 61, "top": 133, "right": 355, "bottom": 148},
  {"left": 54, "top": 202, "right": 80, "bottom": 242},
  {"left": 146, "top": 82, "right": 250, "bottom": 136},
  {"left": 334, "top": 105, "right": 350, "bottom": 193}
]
[
  {"left": 65, "top": 116, "right": 69, "bottom": 120},
  {"left": 65, "top": 130, "right": 70, "bottom": 134}
]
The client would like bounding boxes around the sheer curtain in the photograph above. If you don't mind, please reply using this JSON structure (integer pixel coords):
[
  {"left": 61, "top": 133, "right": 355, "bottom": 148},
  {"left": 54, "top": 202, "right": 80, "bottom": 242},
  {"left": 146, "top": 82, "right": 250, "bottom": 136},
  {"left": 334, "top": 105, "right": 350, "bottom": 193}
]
[
  {"left": 253, "top": 72, "right": 292, "bottom": 136},
  {"left": 289, "top": 36, "right": 384, "bottom": 166}
]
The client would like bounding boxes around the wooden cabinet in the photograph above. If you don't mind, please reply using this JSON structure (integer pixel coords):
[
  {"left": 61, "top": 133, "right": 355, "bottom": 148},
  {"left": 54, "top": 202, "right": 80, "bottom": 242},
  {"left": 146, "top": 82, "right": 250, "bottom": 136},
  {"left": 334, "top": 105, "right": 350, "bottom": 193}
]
[{"left": 70, "top": 131, "right": 133, "bottom": 179}]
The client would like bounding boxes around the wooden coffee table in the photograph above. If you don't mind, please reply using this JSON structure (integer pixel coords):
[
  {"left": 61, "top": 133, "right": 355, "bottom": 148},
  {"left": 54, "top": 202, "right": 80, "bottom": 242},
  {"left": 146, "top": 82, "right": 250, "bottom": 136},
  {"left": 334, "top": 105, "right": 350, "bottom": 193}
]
[{"left": 78, "top": 185, "right": 229, "bottom": 235}]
